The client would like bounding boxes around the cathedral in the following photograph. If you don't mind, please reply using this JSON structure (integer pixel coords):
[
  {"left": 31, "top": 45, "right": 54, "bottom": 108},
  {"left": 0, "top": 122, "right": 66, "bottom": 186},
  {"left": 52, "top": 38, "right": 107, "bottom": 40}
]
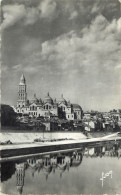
[{"left": 15, "top": 74, "right": 83, "bottom": 120}]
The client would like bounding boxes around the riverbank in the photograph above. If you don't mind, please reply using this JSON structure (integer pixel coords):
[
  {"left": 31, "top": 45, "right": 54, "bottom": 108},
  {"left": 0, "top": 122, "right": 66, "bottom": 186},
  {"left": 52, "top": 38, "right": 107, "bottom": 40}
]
[
  {"left": 1, "top": 135, "right": 121, "bottom": 162},
  {"left": 0, "top": 132, "right": 87, "bottom": 144},
  {"left": 0, "top": 131, "right": 115, "bottom": 144}
]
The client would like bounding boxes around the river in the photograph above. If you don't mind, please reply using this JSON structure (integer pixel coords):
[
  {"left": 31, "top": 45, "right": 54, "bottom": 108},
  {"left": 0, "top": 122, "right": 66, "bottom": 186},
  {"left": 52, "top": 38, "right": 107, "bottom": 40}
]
[{"left": 1, "top": 141, "right": 121, "bottom": 194}]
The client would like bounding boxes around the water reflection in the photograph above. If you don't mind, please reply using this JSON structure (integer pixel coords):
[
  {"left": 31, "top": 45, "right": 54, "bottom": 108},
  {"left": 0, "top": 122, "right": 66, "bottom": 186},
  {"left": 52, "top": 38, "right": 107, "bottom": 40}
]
[
  {"left": 1, "top": 161, "right": 16, "bottom": 182},
  {"left": 16, "top": 163, "right": 26, "bottom": 195},
  {"left": 26, "top": 151, "right": 83, "bottom": 179},
  {"left": 84, "top": 142, "right": 121, "bottom": 158},
  {"left": 1, "top": 141, "right": 121, "bottom": 195},
  {"left": 1, "top": 151, "right": 83, "bottom": 194}
]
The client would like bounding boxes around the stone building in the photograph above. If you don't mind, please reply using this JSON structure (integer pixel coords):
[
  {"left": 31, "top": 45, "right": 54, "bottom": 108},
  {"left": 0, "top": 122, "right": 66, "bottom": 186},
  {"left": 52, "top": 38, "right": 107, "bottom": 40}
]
[
  {"left": 17, "top": 74, "right": 28, "bottom": 108},
  {"left": 15, "top": 74, "right": 83, "bottom": 120}
]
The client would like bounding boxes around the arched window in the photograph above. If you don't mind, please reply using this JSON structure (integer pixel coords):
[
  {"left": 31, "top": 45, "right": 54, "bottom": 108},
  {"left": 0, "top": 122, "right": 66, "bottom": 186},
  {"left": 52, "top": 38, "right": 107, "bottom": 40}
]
[{"left": 46, "top": 105, "right": 48, "bottom": 110}]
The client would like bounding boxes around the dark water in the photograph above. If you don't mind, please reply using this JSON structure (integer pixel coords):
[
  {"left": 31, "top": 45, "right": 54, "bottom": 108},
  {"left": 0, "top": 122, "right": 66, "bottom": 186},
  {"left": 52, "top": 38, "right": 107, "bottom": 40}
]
[{"left": 1, "top": 142, "right": 121, "bottom": 195}]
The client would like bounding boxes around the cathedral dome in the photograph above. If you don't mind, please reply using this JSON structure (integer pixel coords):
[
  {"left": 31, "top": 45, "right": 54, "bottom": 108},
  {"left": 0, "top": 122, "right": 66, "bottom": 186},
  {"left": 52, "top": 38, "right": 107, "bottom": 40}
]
[
  {"left": 71, "top": 160, "right": 82, "bottom": 167},
  {"left": 72, "top": 104, "right": 82, "bottom": 110},
  {"left": 59, "top": 94, "right": 67, "bottom": 105},
  {"left": 31, "top": 94, "right": 39, "bottom": 104},
  {"left": 44, "top": 92, "right": 53, "bottom": 104},
  {"left": 19, "top": 74, "right": 26, "bottom": 85},
  {"left": 67, "top": 100, "right": 71, "bottom": 106},
  {"left": 39, "top": 98, "right": 43, "bottom": 104}
]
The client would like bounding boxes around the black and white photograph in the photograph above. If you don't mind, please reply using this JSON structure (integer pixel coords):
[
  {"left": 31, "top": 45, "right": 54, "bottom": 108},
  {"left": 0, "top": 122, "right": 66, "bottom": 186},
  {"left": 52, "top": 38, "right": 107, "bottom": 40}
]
[{"left": 1, "top": 0, "right": 121, "bottom": 194}]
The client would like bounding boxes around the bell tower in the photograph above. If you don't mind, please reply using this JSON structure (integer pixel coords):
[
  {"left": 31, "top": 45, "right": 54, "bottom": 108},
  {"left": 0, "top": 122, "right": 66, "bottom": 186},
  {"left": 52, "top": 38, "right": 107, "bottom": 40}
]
[
  {"left": 17, "top": 74, "right": 27, "bottom": 107},
  {"left": 16, "top": 163, "right": 25, "bottom": 195}
]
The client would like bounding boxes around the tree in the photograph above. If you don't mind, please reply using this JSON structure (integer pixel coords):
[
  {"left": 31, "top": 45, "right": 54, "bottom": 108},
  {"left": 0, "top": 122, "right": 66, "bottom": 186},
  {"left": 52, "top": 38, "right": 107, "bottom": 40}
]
[{"left": 1, "top": 104, "right": 17, "bottom": 126}]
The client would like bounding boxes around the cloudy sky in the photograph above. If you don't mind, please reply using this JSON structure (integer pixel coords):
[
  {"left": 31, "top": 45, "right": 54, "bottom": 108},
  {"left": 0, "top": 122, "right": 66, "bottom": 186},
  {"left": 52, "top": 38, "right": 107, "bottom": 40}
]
[{"left": 1, "top": 0, "right": 121, "bottom": 111}]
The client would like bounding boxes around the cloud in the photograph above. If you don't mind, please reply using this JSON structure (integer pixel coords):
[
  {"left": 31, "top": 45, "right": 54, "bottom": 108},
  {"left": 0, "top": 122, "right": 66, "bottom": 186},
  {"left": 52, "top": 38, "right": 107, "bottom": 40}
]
[
  {"left": 1, "top": 0, "right": 120, "bottom": 31},
  {"left": 115, "top": 63, "right": 121, "bottom": 70},
  {"left": 1, "top": 3, "right": 40, "bottom": 29},
  {"left": 1, "top": 0, "right": 58, "bottom": 29},
  {"left": 91, "top": 3, "right": 100, "bottom": 14},
  {"left": 12, "top": 64, "right": 22, "bottom": 70},
  {"left": 69, "top": 11, "right": 78, "bottom": 20},
  {"left": 24, "top": 7, "right": 40, "bottom": 25},
  {"left": 39, "top": 0, "right": 57, "bottom": 19},
  {"left": 22, "top": 13, "right": 120, "bottom": 106},
  {"left": 2, "top": 4, "right": 25, "bottom": 29},
  {"left": 39, "top": 14, "right": 121, "bottom": 70},
  {"left": 117, "top": 17, "right": 121, "bottom": 32},
  {"left": 2, "top": 7, "right": 120, "bottom": 77}
]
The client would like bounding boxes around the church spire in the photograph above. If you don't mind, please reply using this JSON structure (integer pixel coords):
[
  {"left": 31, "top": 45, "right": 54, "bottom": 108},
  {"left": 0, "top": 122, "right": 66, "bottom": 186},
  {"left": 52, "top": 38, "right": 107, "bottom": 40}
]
[
  {"left": 17, "top": 74, "right": 27, "bottom": 107},
  {"left": 19, "top": 74, "right": 26, "bottom": 85}
]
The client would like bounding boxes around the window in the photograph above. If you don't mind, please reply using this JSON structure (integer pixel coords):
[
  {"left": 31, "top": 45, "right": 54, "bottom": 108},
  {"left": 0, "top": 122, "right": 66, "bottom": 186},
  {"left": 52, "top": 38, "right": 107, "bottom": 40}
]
[{"left": 68, "top": 115, "right": 69, "bottom": 118}]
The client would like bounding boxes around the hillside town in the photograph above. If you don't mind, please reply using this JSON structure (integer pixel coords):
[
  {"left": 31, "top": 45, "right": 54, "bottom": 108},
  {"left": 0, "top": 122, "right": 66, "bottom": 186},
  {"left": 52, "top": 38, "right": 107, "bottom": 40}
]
[
  {"left": 13, "top": 108, "right": 121, "bottom": 132},
  {"left": 3, "top": 74, "right": 119, "bottom": 132}
]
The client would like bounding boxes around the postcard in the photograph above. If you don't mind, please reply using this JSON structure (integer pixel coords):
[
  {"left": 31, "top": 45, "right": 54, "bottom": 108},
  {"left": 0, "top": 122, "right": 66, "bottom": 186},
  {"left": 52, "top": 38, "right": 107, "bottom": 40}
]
[{"left": 1, "top": 0, "right": 121, "bottom": 194}]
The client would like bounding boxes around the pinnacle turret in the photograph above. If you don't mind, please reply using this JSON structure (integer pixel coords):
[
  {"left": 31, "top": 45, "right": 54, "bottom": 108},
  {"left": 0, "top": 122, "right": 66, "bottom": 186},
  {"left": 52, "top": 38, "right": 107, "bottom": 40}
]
[{"left": 19, "top": 74, "right": 26, "bottom": 85}]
